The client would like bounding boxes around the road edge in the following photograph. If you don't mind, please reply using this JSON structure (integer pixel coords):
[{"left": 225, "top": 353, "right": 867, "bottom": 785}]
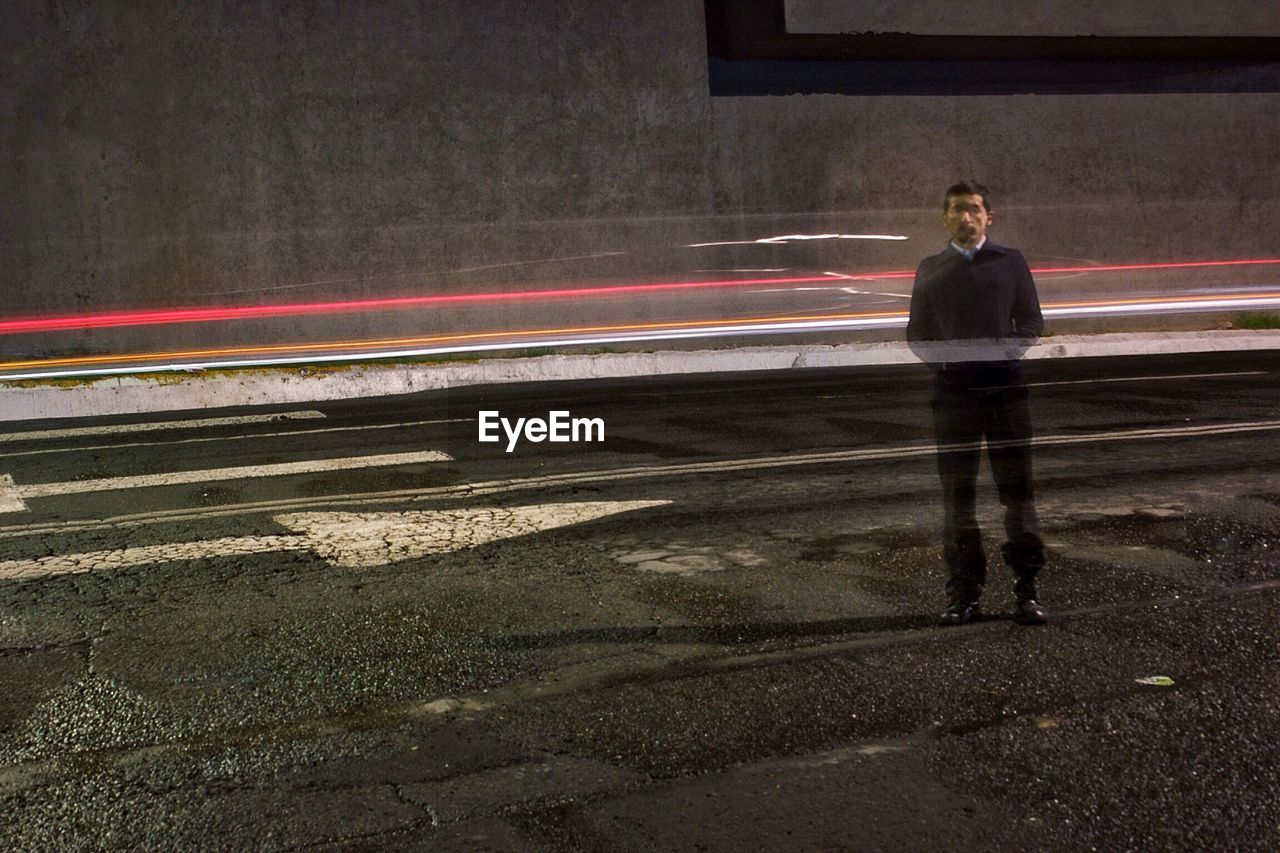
[{"left": 2, "top": 330, "right": 1278, "bottom": 423}]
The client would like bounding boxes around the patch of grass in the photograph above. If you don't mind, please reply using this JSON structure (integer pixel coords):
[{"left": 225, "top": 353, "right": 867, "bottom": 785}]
[{"left": 1233, "top": 311, "right": 1280, "bottom": 330}]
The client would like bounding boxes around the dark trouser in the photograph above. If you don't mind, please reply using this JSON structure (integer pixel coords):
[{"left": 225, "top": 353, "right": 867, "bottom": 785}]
[{"left": 931, "top": 378, "right": 1045, "bottom": 601}]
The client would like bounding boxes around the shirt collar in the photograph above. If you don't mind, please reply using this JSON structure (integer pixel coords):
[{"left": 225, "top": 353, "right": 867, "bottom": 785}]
[{"left": 949, "top": 236, "right": 987, "bottom": 259}]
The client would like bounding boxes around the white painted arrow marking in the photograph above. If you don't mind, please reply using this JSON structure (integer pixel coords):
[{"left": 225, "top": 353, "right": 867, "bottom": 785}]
[
  {"left": 0, "top": 534, "right": 303, "bottom": 580},
  {"left": 0, "top": 474, "right": 28, "bottom": 514},
  {"left": 0, "top": 500, "right": 670, "bottom": 580},
  {"left": 276, "top": 502, "right": 670, "bottom": 568},
  {"left": 0, "top": 450, "right": 453, "bottom": 513}
]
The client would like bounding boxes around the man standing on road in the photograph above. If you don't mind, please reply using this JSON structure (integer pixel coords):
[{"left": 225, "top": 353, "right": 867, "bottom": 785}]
[{"left": 907, "top": 181, "right": 1048, "bottom": 626}]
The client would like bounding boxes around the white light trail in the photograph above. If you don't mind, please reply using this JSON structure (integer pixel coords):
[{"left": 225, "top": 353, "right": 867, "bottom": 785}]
[
  {"left": 1, "top": 295, "right": 1277, "bottom": 383},
  {"left": 687, "top": 234, "right": 910, "bottom": 248},
  {"left": 1044, "top": 297, "right": 1280, "bottom": 316}
]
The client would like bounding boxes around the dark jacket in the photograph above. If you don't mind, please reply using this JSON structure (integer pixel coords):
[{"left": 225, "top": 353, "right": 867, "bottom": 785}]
[{"left": 906, "top": 240, "right": 1044, "bottom": 389}]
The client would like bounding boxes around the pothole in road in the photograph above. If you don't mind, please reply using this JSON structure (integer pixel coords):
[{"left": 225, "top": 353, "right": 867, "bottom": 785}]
[
  {"left": 610, "top": 544, "right": 768, "bottom": 576},
  {"left": 1044, "top": 543, "right": 1203, "bottom": 582},
  {"left": 1049, "top": 496, "right": 1280, "bottom": 584},
  {"left": 1044, "top": 501, "right": 1187, "bottom": 522}
]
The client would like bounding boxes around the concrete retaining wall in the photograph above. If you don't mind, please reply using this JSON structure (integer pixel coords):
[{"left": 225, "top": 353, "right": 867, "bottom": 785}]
[
  {"left": 4, "top": 331, "right": 1278, "bottom": 423},
  {"left": 4, "top": 1, "right": 1278, "bottom": 356}
]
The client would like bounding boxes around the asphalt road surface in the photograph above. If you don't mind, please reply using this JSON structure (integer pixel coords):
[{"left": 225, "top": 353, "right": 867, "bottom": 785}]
[{"left": 2, "top": 351, "right": 1279, "bottom": 850}]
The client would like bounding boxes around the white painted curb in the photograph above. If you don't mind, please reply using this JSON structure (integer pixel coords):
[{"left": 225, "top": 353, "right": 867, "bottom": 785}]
[{"left": 2, "top": 331, "right": 1277, "bottom": 423}]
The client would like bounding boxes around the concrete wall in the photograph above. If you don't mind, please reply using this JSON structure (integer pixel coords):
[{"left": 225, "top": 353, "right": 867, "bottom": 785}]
[
  {"left": 3, "top": 1, "right": 1278, "bottom": 356},
  {"left": 3, "top": 0, "right": 715, "bottom": 346},
  {"left": 784, "top": 0, "right": 1280, "bottom": 37},
  {"left": 708, "top": 92, "right": 1280, "bottom": 260}
]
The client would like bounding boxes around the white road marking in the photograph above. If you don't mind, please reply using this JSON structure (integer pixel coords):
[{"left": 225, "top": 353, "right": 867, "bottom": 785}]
[
  {"left": 0, "top": 417, "right": 470, "bottom": 459},
  {"left": 0, "top": 411, "right": 325, "bottom": 442},
  {"left": 278, "top": 502, "right": 669, "bottom": 568},
  {"left": 1, "top": 417, "right": 1277, "bottom": 539},
  {"left": 0, "top": 500, "right": 669, "bottom": 580},
  {"left": 1026, "top": 371, "right": 1267, "bottom": 387},
  {"left": 0, "top": 450, "right": 453, "bottom": 513},
  {"left": 432, "top": 419, "right": 1280, "bottom": 497},
  {"left": 813, "top": 371, "right": 1272, "bottom": 398},
  {"left": 0, "top": 535, "right": 304, "bottom": 579},
  {"left": 0, "top": 475, "right": 24, "bottom": 514}
]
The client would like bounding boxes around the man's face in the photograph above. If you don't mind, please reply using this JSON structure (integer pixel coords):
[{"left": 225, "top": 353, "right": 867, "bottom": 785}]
[{"left": 943, "top": 193, "right": 993, "bottom": 249}]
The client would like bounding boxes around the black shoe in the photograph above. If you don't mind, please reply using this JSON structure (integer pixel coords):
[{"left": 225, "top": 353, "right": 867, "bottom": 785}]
[
  {"left": 1015, "top": 595, "right": 1048, "bottom": 625},
  {"left": 939, "top": 599, "right": 982, "bottom": 626}
]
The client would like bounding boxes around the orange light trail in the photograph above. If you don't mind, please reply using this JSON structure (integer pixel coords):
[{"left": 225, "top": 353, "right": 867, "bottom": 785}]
[
  {"left": 0, "top": 275, "right": 873, "bottom": 335},
  {"left": 0, "top": 311, "right": 907, "bottom": 370},
  {"left": 3, "top": 290, "right": 1279, "bottom": 377}
]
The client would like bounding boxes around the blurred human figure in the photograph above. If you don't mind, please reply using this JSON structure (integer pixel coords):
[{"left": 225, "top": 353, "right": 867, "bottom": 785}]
[{"left": 906, "top": 181, "right": 1048, "bottom": 626}]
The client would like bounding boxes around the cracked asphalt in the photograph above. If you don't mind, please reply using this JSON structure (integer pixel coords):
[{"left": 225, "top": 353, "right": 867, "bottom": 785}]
[{"left": 1, "top": 351, "right": 1278, "bottom": 850}]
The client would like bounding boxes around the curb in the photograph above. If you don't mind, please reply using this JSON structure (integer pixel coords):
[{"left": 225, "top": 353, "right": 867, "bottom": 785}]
[{"left": 2, "top": 330, "right": 1278, "bottom": 423}]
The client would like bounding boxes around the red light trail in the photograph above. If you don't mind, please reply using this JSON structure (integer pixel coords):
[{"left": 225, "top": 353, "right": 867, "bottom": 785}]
[
  {"left": 3, "top": 290, "right": 1279, "bottom": 381},
  {"left": 2, "top": 258, "right": 1278, "bottom": 336},
  {"left": 0, "top": 275, "right": 874, "bottom": 335}
]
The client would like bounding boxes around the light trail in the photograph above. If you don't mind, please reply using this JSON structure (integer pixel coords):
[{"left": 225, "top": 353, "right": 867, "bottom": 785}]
[
  {"left": 0, "top": 275, "right": 882, "bottom": 335},
  {"left": 687, "top": 234, "right": 911, "bottom": 247},
  {"left": 3, "top": 258, "right": 1278, "bottom": 336},
  {"left": 0, "top": 312, "right": 907, "bottom": 371},
  {"left": 2, "top": 291, "right": 1278, "bottom": 382},
  {"left": 1032, "top": 259, "right": 1280, "bottom": 274}
]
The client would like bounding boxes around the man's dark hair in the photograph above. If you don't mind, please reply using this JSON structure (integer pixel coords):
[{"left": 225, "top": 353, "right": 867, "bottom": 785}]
[{"left": 944, "top": 181, "right": 991, "bottom": 212}]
